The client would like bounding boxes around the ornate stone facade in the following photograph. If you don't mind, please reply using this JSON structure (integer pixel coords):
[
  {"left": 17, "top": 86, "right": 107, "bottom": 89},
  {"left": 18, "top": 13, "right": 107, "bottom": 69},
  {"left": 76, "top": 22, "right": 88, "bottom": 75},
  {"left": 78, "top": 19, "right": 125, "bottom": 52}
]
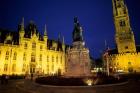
[{"left": 0, "top": 18, "right": 65, "bottom": 75}]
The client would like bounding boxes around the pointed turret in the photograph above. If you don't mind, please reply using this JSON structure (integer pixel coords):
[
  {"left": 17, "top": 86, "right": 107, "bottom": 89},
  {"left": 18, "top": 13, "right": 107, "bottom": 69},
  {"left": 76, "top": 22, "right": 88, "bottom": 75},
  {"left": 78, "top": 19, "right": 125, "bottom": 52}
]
[
  {"left": 32, "top": 27, "right": 37, "bottom": 37},
  {"left": 62, "top": 36, "right": 65, "bottom": 44},
  {"left": 44, "top": 24, "right": 47, "bottom": 36},
  {"left": 58, "top": 33, "right": 61, "bottom": 42},
  {"left": 62, "top": 36, "right": 65, "bottom": 52},
  {"left": 19, "top": 17, "right": 25, "bottom": 38},
  {"left": 43, "top": 24, "right": 48, "bottom": 42},
  {"left": 21, "top": 17, "right": 24, "bottom": 31},
  {"left": 57, "top": 33, "right": 62, "bottom": 51}
]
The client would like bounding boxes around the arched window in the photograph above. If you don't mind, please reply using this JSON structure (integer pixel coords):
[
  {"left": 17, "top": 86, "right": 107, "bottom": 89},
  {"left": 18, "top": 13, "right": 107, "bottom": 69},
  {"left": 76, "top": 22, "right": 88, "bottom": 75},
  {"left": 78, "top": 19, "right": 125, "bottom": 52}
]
[
  {"left": 6, "top": 51, "right": 9, "bottom": 55},
  {"left": 13, "top": 52, "right": 17, "bottom": 60},
  {"left": 52, "top": 56, "right": 54, "bottom": 62},
  {"left": 40, "top": 45, "right": 43, "bottom": 51},
  {"left": 5, "top": 51, "right": 9, "bottom": 60},
  {"left": 23, "top": 52, "right": 26, "bottom": 61},
  {"left": 56, "top": 56, "right": 58, "bottom": 64},
  {"left": 119, "top": 20, "right": 126, "bottom": 27},
  {"left": 4, "top": 64, "right": 8, "bottom": 71},
  {"left": 31, "top": 53, "right": 35, "bottom": 62},
  {"left": 32, "top": 42, "right": 36, "bottom": 49},
  {"left": 24, "top": 42, "right": 28, "bottom": 49}
]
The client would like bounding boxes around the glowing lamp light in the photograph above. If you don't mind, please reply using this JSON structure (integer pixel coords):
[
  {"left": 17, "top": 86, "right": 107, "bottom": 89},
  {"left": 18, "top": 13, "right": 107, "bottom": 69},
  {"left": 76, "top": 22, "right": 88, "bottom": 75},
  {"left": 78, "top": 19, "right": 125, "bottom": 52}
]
[{"left": 85, "top": 79, "right": 93, "bottom": 86}]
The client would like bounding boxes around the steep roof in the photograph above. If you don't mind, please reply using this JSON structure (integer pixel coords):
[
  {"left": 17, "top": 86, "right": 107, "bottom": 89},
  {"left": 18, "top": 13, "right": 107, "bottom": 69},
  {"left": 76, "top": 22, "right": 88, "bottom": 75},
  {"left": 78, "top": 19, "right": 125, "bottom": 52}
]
[{"left": 0, "top": 28, "right": 67, "bottom": 52}]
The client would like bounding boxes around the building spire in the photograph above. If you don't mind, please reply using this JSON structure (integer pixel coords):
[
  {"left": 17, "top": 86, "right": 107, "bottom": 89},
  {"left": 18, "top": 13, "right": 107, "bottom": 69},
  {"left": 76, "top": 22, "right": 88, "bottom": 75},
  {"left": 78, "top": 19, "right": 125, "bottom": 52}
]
[
  {"left": 20, "top": 17, "right": 24, "bottom": 31},
  {"left": 21, "top": 17, "right": 24, "bottom": 26},
  {"left": 58, "top": 33, "right": 61, "bottom": 42},
  {"left": 105, "top": 40, "right": 107, "bottom": 49},
  {"left": 62, "top": 36, "right": 65, "bottom": 44},
  {"left": 44, "top": 24, "right": 47, "bottom": 36}
]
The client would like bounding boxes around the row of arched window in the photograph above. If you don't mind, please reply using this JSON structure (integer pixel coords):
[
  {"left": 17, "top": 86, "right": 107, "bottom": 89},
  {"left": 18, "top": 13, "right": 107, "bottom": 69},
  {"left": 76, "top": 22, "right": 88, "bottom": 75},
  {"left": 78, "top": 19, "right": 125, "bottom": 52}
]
[{"left": 24, "top": 42, "right": 43, "bottom": 51}]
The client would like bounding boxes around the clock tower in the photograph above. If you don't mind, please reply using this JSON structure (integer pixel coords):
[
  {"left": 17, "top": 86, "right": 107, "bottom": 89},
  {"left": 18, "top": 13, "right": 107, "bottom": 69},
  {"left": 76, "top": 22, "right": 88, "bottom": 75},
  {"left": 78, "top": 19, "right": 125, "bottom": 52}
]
[{"left": 112, "top": 0, "right": 136, "bottom": 53}]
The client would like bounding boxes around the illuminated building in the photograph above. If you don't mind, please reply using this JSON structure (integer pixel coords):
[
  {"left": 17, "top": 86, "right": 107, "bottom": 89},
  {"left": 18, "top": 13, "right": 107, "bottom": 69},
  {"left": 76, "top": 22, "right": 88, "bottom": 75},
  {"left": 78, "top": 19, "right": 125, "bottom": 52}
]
[
  {"left": 65, "top": 17, "right": 91, "bottom": 77},
  {"left": 103, "top": 0, "right": 140, "bottom": 73},
  {"left": 0, "top": 19, "right": 65, "bottom": 75}
]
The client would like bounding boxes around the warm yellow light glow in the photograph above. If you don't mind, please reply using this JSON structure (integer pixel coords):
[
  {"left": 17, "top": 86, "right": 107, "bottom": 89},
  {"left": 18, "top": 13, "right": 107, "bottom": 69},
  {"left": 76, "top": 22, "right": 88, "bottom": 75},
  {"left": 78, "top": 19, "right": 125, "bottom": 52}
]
[
  {"left": 0, "top": 26, "right": 66, "bottom": 76},
  {"left": 85, "top": 79, "right": 93, "bottom": 86}
]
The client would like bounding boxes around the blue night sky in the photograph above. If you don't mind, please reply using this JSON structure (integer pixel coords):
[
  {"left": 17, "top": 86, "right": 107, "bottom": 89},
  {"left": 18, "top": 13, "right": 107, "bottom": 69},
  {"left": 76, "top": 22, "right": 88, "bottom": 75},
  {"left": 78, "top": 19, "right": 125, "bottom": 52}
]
[{"left": 0, "top": 0, "right": 140, "bottom": 58}]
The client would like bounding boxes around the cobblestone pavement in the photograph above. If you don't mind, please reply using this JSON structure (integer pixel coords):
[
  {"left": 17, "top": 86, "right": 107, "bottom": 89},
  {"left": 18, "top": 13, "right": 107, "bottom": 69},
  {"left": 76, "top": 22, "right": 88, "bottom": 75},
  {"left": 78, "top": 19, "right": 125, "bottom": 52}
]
[
  {"left": 0, "top": 79, "right": 140, "bottom": 93},
  {"left": 0, "top": 80, "right": 22, "bottom": 93}
]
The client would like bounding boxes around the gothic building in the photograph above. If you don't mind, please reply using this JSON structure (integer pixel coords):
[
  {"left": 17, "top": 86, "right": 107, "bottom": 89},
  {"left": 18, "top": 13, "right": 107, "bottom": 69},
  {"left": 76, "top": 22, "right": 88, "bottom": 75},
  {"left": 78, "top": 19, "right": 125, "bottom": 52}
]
[
  {"left": 65, "top": 17, "right": 91, "bottom": 77},
  {"left": 103, "top": 0, "right": 140, "bottom": 73},
  {"left": 0, "top": 18, "right": 65, "bottom": 75}
]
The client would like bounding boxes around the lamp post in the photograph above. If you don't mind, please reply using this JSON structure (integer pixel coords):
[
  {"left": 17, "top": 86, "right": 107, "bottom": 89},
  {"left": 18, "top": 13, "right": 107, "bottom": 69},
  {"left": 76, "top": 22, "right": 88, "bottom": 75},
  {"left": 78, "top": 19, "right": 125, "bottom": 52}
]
[
  {"left": 106, "top": 55, "right": 109, "bottom": 76},
  {"left": 103, "top": 49, "right": 109, "bottom": 76}
]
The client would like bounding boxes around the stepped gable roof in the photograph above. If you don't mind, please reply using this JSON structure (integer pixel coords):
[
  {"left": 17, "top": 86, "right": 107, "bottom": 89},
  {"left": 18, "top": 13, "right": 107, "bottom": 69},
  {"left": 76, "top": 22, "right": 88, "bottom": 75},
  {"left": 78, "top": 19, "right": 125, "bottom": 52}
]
[
  {"left": 0, "top": 28, "right": 19, "bottom": 45},
  {"left": 0, "top": 28, "right": 65, "bottom": 52},
  {"left": 47, "top": 39, "right": 63, "bottom": 51}
]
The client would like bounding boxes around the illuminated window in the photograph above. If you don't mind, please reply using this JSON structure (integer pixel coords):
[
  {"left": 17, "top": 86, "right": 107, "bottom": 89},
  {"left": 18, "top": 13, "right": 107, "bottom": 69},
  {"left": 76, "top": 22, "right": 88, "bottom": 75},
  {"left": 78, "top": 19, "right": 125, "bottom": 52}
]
[
  {"left": 23, "top": 52, "right": 26, "bottom": 61},
  {"left": 56, "top": 56, "right": 58, "bottom": 64},
  {"left": 6, "top": 51, "right": 9, "bottom": 55},
  {"left": 5, "top": 51, "right": 9, "bottom": 60},
  {"left": 40, "top": 45, "right": 43, "bottom": 51},
  {"left": 12, "top": 64, "right": 16, "bottom": 72},
  {"left": 5, "top": 56, "right": 9, "bottom": 60},
  {"left": 31, "top": 53, "right": 35, "bottom": 62},
  {"left": 120, "top": 20, "right": 126, "bottom": 27},
  {"left": 30, "top": 67, "right": 35, "bottom": 73},
  {"left": 47, "top": 55, "right": 49, "bottom": 62},
  {"left": 125, "top": 46, "right": 128, "bottom": 49},
  {"left": 32, "top": 42, "right": 36, "bottom": 49},
  {"left": 4, "top": 64, "right": 8, "bottom": 71},
  {"left": 24, "top": 43, "right": 28, "bottom": 49},
  {"left": 40, "top": 54, "right": 42, "bottom": 61},
  {"left": 52, "top": 56, "right": 54, "bottom": 62},
  {"left": 13, "top": 52, "right": 17, "bottom": 60}
]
